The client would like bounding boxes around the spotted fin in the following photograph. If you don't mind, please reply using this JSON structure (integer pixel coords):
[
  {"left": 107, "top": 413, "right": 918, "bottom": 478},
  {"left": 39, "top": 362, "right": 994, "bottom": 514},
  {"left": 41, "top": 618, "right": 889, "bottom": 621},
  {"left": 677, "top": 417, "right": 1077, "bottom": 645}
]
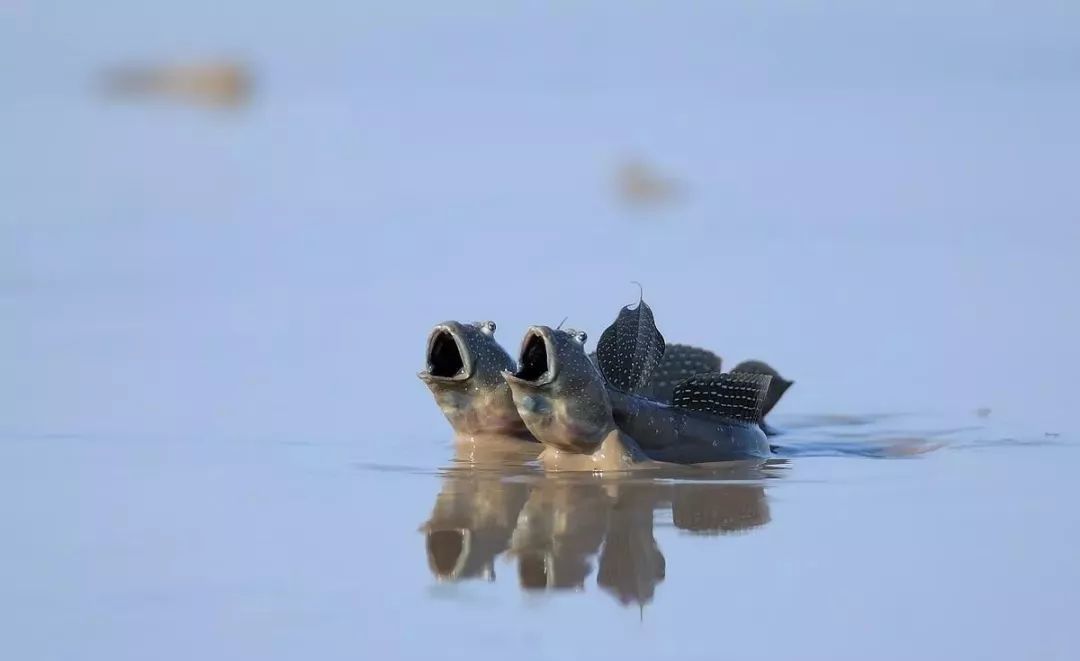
[
  {"left": 595, "top": 297, "right": 666, "bottom": 394},
  {"left": 731, "top": 360, "right": 793, "bottom": 417},
  {"left": 672, "top": 372, "right": 773, "bottom": 422},
  {"left": 637, "top": 344, "right": 721, "bottom": 403},
  {"left": 589, "top": 343, "right": 720, "bottom": 403}
]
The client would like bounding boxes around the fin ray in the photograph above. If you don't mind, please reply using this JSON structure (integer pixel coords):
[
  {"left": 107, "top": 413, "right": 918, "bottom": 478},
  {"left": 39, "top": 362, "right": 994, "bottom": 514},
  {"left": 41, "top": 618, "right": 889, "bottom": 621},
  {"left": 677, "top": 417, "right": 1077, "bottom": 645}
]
[
  {"left": 596, "top": 298, "right": 666, "bottom": 394},
  {"left": 731, "top": 360, "right": 793, "bottom": 417},
  {"left": 589, "top": 343, "right": 721, "bottom": 404},
  {"left": 672, "top": 372, "right": 773, "bottom": 422}
]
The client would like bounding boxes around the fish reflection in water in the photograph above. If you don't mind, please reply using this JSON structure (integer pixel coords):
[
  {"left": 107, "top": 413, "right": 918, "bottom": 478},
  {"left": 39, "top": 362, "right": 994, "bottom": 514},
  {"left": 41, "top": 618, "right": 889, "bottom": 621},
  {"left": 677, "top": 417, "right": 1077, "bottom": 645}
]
[
  {"left": 420, "top": 440, "right": 777, "bottom": 607},
  {"left": 420, "top": 436, "right": 538, "bottom": 581}
]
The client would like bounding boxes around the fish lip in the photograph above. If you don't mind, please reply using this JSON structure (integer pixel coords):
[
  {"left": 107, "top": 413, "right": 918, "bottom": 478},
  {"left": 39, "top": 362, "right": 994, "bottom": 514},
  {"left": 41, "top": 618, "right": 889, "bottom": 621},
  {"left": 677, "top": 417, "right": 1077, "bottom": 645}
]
[
  {"left": 418, "top": 322, "right": 475, "bottom": 382},
  {"left": 505, "top": 326, "right": 558, "bottom": 387}
]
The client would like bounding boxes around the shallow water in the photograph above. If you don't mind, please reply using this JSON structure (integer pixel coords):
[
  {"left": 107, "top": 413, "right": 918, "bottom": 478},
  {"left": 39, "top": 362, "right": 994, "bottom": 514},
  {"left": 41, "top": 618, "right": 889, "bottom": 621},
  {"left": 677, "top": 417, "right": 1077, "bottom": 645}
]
[
  {"left": 2, "top": 419, "right": 1077, "bottom": 660},
  {"left": 4, "top": 3, "right": 1080, "bottom": 659}
]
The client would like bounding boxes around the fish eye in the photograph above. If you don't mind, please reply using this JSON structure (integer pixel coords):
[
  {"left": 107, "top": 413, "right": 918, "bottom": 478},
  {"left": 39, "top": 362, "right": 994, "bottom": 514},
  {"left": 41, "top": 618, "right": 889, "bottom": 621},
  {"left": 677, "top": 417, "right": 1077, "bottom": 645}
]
[
  {"left": 476, "top": 320, "right": 496, "bottom": 334},
  {"left": 573, "top": 330, "right": 587, "bottom": 343}
]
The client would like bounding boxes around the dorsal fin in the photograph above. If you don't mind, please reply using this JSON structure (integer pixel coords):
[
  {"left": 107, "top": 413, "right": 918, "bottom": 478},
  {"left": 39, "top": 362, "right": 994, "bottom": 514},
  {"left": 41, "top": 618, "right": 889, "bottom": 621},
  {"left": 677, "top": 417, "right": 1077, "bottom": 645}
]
[
  {"left": 731, "top": 360, "right": 793, "bottom": 417},
  {"left": 595, "top": 295, "right": 666, "bottom": 394},
  {"left": 672, "top": 372, "right": 773, "bottom": 422},
  {"left": 637, "top": 344, "right": 721, "bottom": 403},
  {"left": 588, "top": 343, "right": 721, "bottom": 404}
]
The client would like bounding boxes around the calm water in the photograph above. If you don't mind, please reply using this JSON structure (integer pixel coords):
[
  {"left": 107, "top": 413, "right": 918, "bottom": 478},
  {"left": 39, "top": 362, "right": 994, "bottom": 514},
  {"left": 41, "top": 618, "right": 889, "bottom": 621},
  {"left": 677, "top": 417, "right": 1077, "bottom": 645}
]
[{"left": 3, "top": 3, "right": 1080, "bottom": 659}]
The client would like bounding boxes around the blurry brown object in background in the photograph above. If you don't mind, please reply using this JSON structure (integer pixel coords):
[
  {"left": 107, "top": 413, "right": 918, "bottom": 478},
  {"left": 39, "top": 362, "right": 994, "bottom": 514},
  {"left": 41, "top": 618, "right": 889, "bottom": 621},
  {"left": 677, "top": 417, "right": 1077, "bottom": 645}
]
[
  {"left": 614, "top": 157, "right": 683, "bottom": 209},
  {"left": 101, "top": 59, "right": 253, "bottom": 109}
]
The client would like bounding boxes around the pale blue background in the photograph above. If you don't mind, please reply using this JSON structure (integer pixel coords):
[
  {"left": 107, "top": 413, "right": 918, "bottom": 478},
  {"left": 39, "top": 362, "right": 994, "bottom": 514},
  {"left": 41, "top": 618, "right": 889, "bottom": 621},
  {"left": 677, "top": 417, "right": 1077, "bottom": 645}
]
[{"left": 2, "top": 2, "right": 1078, "bottom": 660}]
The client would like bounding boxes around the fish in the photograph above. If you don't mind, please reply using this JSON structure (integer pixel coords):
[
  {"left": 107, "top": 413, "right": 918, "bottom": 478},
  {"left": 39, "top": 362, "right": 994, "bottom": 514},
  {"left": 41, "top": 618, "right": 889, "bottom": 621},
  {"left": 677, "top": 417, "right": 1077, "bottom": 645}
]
[
  {"left": 418, "top": 319, "right": 744, "bottom": 440},
  {"left": 502, "top": 323, "right": 774, "bottom": 471},
  {"left": 418, "top": 321, "right": 536, "bottom": 442}
]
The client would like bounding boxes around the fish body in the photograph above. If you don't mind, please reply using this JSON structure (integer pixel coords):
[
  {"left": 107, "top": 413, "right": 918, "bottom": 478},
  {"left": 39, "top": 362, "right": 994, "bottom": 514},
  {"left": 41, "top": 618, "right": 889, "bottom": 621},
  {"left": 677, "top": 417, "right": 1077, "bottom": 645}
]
[
  {"left": 608, "top": 390, "right": 771, "bottom": 463},
  {"left": 419, "top": 320, "right": 742, "bottom": 443},
  {"left": 503, "top": 325, "right": 773, "bottom": 471}
]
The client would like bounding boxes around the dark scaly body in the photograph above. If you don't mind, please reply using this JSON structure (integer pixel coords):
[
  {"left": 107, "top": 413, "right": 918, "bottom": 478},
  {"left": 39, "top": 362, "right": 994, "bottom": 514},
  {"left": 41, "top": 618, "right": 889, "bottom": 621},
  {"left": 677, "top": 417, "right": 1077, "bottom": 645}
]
[
  {"left": 608, "top": 390, "right": 771, "bottom": 463},
  {"left": 504, "top": 325, "right": 772, "bottom": 469}
]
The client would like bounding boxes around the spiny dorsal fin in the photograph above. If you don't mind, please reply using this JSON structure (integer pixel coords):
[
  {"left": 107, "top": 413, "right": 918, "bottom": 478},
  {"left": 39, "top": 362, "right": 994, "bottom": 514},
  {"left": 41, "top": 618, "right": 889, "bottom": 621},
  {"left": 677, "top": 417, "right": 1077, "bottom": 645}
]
[
  {"left": 588, "top": 343, "right": 721, "bottom": 404},
  {"left": 637, "top": 344, "right": 721, "bottom": 403},
  {"left": 731, "top": 360, "right": 793, "bottom": 418},
  {"left": 595, "top": 294, "right": 666, "bottom": 394},
  {"left": 672, "top": 372, "right": 773, "bottom": 422}
]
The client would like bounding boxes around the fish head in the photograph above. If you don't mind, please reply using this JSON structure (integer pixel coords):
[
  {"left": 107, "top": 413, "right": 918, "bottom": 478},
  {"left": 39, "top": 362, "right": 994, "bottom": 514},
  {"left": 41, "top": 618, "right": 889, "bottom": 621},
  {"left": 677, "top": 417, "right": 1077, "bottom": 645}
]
[
  {"left": 502, "top": 325, "right": 614, "bottom": 452},
  {"left": 418, "top": 321, "right": 529, "bottom": 438}
]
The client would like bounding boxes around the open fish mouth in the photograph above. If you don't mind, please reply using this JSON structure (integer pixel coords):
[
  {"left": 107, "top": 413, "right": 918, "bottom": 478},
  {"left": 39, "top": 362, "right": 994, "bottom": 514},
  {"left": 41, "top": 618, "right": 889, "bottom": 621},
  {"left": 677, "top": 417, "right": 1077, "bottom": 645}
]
[
  {"left": 504, "top": 326, "right": 558, "bottom": 387},
  {"left": 517, "top": 551, "right": 556, "bottom": 590},
  {"left": 420, "top": 323, "right": 474, "bottom": 381},
  {"left": 425, "top": 528, "right": 472, "bottom": 580}
]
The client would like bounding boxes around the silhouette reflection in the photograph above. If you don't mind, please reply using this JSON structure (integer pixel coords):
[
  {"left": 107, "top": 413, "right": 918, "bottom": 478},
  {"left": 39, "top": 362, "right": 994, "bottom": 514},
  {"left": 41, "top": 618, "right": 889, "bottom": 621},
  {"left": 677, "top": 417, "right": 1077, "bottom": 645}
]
[
  {"left": 420, "top": 436, "right": 537, "bottom": 582},
  {"left": 510, "top": 479, "right": 612, "bottom": 591},
  {"left": 421, "top": 450, "right": 781, "bottom": 607}
]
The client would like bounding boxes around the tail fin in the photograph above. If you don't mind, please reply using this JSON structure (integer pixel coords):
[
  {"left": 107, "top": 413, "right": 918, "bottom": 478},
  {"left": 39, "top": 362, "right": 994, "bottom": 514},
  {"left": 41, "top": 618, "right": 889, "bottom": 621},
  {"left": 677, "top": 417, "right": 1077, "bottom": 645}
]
[
  {"left": 731, "top": 360, "right": 793, "bottom": 418},
  {"left": 672, "top": 372, "right": 772, "bottom": 423}
]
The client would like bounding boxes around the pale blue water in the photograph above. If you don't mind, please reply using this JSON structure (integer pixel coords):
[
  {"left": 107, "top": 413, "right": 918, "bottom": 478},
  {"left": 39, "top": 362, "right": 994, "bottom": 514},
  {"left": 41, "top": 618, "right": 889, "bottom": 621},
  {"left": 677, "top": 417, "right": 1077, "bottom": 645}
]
[{"left": 2, "top": 3, "right": 1079, "bottom": 660}]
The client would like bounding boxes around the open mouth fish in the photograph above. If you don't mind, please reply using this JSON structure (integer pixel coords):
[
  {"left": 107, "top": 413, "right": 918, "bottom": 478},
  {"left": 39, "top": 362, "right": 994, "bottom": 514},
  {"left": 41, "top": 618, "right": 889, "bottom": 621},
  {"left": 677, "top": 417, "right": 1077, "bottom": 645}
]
[
  {"left": 419, "top": 319, "right": 774, "bottom": 442},
  {"left": 418, "top": 321, "right": 536, "bottom": 442}
]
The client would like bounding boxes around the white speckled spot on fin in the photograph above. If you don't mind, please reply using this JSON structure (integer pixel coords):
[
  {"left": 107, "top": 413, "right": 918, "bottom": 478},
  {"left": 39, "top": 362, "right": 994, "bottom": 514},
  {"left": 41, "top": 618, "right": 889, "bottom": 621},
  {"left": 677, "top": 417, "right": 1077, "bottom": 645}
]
[
  {"left": 638, "top": 344, "right": 721, "bottom": 402},
  {"left": 588, "top": 343, "right": 719, "bottom": 403},
  {"left": 672, "top": 372, "right": 773, "bottom": 422},
  {"left": 595, "top": 298, "right": 666, "bottom": 394}
]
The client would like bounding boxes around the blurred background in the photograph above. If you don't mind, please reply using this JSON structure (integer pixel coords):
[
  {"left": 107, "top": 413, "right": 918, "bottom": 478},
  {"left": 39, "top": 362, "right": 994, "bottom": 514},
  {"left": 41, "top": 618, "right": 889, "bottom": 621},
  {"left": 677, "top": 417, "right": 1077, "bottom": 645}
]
[
  {"left": 4, "top": 3, "right": 1080, "bottom": 660},
  {"left": 4, "top": 2, "right": 1079, "bottom": 443}
]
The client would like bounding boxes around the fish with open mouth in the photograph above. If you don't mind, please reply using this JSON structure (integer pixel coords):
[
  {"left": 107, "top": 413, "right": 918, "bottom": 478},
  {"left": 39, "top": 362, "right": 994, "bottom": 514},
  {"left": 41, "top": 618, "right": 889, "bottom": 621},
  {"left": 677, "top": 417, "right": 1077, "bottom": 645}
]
[
  {"left": 418, "top": 320, "right": 748, "bottom": 442},
  {"left": 501, "top": 308, "right": 776, "bottom": 470},
  {"left": 417, "top": 321, "right": 537, "bottom": 442}
]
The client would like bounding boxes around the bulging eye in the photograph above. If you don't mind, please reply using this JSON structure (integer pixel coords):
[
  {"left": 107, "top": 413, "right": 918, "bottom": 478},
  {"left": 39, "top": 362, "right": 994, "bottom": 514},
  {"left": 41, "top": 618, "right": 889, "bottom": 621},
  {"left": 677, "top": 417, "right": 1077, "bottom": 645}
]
[
  {"left": 476, "top": 320, "right": 496, "bottom": 334},
  {"left": 575, "top": 331, "right": 587, "bottom": 343}
]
